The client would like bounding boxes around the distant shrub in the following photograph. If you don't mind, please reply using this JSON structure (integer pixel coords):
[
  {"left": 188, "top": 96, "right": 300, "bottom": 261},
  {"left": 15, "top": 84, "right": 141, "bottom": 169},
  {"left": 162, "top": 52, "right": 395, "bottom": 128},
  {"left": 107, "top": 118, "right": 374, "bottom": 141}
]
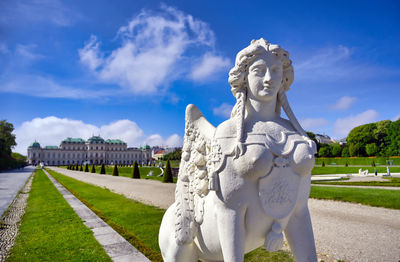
[
  {"left": 132, "top": 162, "right": 140, "bottom": 179},
  {"left": 79, "top": 165, "right": 83, "bottom": 171},
  {"left": 345, "top": 162, "right": 348, "bottom": 167},
  {"left": 322, "top": 161, "right": 325, "bottom": 167},
  {"left": 163, "top": 160, "right": 173, "bottom": 183},
  {"left": 85, "top": 163, "right": 89, "bottom": 172},
  {"left": 100, "top": 163, "right": 106, "bottom": 174},
  {"left": 91, "top": 164, "right": 96, "bottom": 173},
  {"left": 112, "top": 164, "right": 119, "bottom": 176},
  {"left": 371, "top": 160, "right": 376, "bottom": 167}
]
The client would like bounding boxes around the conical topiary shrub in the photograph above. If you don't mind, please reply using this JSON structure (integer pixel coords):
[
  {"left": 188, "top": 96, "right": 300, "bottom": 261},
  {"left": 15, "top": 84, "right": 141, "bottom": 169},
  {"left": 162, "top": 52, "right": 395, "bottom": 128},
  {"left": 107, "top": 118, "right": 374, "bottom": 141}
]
[
  {"left": 75, "top": 164, "right": 79, "bottom": 170},
  {"left": 132, "top": 161, "right": 140, "bottom": 179},
  {"left": 345, "top": 162, "right": 348, "bottom": 167},
  {"left": 112, "top": 164, "right": 119, "bottom": 176},
  {"left": 322, "top": 161, "right": 325, "bottom": 167},
  {"left": 79, "top": 165, "right": 83, "bottom": 171},
  {"left": 85, "top": 163, "right": 89, "bottom": 172},
  {"left": 163, "top": 160, "right": 173, "bottom": 183},
  {"left": 100, "top": 163, "right": 106, "bottom": 174},
  {"left": 91, "top": 164, "right": 96, "bottom": 173}
]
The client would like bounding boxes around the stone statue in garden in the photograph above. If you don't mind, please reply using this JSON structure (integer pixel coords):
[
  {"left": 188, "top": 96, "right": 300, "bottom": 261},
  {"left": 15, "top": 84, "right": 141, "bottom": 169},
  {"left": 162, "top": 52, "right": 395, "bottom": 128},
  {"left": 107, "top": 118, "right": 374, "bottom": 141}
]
[{"left": 159, "top": 38, "right": 318, "bottom": 262}]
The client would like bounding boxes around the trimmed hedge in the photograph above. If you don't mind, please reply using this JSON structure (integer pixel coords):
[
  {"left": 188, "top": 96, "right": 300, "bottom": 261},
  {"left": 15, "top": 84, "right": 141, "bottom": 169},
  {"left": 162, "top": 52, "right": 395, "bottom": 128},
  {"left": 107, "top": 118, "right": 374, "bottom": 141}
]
[
  {"left": 132, "top": 162, "right": 140, "bottom": 179},
  {"left": 163, "top": 160, "right": 173, "bottom": 183},
  {"left": 315, "top": 156, "right": 400, "bottom": 166}
]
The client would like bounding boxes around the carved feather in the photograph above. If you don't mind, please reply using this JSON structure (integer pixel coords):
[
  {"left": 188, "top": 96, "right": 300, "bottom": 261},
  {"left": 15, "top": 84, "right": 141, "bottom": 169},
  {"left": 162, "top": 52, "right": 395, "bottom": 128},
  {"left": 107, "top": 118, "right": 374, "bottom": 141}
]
[{"left": 174, "top": 104, "right": 216, "bottom": 245}]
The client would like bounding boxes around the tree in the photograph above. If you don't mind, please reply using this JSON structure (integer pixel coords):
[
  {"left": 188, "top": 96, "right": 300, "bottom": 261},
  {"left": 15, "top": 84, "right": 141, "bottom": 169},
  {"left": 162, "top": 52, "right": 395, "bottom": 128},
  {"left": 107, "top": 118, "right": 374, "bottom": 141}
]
[
  {"left": 347, "top": 123, "right": 377, "bottom": 156},
  {"left": 341, "top": 146, "right": 350, "bottom": 157},
  {"left": 85, "top": 163, "right": 89, "bottom": 172},
  {"left": 163, "top": 160, "right": 173, "bottom": 183},
  {"left": 91, "top": 164, "right": 96, "bottom": 173},
  {"left": 318, "top": 145, "right": 331, "bottom": 157},
  {"left": 162, "top": 149, "right": 182, "bottom": 161},
  {"left": 385, "top": 119, "right": 400, "bottom": 156},
  {"left": 365, "top": 143, "right": 378, "bottom": 156},
  {"left": 0, "top": 120, "right": 16, "bottom": 156},
  {"left": 112, "top": 164, "right": 119, "bottom": 176},
  {"left": 330, "top": 143, "right": 342, "bottom": 157},
  {"left": 373, "top": 120, "right": 391, "bottom": 155},
  {"left": 100, "top": 163, "right": 106, "bottom": 174},
  {"left": 132, "top": 162, "right": 140, "bottom": 179}
]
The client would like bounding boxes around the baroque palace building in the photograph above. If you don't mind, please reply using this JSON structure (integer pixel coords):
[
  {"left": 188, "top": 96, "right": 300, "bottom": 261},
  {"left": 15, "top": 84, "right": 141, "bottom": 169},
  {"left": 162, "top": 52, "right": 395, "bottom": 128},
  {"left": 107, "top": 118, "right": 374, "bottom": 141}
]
[{"left": 27, "top": 136, "right": 152, "bottom": 166}]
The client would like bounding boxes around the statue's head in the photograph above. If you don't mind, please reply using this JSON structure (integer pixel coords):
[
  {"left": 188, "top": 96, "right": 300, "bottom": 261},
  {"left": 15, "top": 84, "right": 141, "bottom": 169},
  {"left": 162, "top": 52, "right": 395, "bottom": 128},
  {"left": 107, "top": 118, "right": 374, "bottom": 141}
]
[
  {"left": 228, "top": 38, "right": 294, "bottom": 102},
  {"left": 227, "top": 39, "right": 307, "bottom": 152}
]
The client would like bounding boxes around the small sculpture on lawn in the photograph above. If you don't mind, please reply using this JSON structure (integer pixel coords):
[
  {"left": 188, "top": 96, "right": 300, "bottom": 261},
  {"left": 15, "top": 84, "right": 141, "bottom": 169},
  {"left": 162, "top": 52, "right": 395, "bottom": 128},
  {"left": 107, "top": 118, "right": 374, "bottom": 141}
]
[{"left": 159, "top": 38, "right": 318, "bottom": 262}]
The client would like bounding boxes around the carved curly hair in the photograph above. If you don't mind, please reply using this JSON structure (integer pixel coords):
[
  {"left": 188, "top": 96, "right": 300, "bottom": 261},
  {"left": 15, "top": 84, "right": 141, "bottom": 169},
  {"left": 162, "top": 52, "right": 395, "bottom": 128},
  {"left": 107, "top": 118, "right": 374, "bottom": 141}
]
[{"left": 228, "top": 39, "right": 307, "bottom": 155}]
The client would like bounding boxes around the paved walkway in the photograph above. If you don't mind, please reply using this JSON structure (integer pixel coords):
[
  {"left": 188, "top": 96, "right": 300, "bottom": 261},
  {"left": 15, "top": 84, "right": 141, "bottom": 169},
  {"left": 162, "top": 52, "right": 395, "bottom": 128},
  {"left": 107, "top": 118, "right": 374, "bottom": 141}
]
[
  {"left": 48, "top": 167, "right": 400, "bottom": 262},
  {"left": 0, "top": 166, "right": 35, "bottom": 217},
  {"left": 43, "top": 169, "right": 149, "bottom": 262}
]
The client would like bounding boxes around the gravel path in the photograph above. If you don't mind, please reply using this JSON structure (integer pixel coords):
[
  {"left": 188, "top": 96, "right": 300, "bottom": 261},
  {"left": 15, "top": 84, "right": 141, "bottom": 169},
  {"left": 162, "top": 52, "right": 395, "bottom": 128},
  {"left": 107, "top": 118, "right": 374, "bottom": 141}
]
[
  {"left": 49, "top": 167, "right": 400, "bottom": 262},
  {"left": 0, "top": 171, "right": 34, "bottom": 262},
  {"left": 0, "top": 166, "right": 35, "bottom": 217}
]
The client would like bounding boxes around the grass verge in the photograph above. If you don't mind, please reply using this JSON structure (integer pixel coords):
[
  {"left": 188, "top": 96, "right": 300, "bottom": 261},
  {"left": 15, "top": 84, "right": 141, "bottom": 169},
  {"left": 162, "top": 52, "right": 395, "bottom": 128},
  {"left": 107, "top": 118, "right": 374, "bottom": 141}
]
[
  {"left": 311, "top": 166, "right": 400, "bottom": 175},
  {"left": 47, "top": 169, "right": 293, "bottom": 261},
  {"left": 7, "top": 169, "right": 111, "bottom": 262},
  {"left": 310, "top": 186, "right": 400, "bottom": 209},
  {"left": 312, "top": 177, "right": 400, "bottom": 187},
  {"left": 47, "top": 169, "right": 164, "bottom": 261}
]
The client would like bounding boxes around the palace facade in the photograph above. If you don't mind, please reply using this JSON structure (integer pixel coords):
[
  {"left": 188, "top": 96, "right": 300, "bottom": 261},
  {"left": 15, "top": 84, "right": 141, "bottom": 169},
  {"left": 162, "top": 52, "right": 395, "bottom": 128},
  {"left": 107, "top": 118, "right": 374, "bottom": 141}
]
[{"left": 27, "top": 136, "right": 152, "bottom": 166}]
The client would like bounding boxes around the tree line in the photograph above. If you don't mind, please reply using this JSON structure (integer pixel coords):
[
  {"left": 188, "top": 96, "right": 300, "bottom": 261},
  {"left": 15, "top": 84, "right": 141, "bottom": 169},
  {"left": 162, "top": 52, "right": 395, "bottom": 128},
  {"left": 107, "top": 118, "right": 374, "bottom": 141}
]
[
  {"left": 308, "top": 118, "right": 400, "bottom": 157},
  {"left": 0, "top": 120, "right": 26, "bottom": 170}
]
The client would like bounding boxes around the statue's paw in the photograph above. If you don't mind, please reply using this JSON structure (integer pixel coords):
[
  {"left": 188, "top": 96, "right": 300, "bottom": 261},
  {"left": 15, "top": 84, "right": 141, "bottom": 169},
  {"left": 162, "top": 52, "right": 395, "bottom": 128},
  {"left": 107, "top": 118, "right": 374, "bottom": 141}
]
[{"left": 264, "top": 231, "right": 283, "bottom": 252}]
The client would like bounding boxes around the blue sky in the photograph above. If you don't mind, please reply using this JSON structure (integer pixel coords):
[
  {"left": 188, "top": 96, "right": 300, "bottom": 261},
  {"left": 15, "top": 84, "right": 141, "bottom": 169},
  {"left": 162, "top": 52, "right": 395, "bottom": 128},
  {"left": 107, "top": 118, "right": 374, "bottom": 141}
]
[{"left": 1, "top": 0, "right": 399, "bottom": 154}]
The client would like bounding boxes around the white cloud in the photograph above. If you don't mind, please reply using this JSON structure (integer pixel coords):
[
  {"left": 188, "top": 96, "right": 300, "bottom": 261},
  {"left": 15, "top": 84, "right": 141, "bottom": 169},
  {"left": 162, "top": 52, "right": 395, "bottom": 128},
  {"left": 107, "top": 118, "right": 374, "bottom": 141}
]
[
  {"left": 333, "top": 110, "right": 379, "bottom": 137},
  {"left": 78, "top": 36, "right": 103, "bottom": 71},
  {"left": 14, "top": 116, "right": 182, "bottom": 154},
  {"left": 79, "top": 5, "right": 228, "bottom": 94},
  {"left": 213, "top": 103, "right": 233, "bottom": 118},
  {"left": 0, "top": 0, "right": 80, "bottom": 27},
  {"left": 392, "top": 114, "right": 400, "bottom": 121},
  {"left": 300, "top": 118, "right": 329, "bottom": 130},
  {"left": 331, "top": 96, "right": 357, "bottom": 110},
  {"left": 0, "top": 74, "right": 111, "bottom": 99},
  {"left": 145, "top": 134, "right": 182, "bottom": 148},
  {"left": 190, "top": 52, "right": 231, "bottom": 81},
  {"left": 165, "top": 134, "right": 183, "bottom": 147},
  {"left": 294, "top": 45, "right": 399, "bottom": 83}
]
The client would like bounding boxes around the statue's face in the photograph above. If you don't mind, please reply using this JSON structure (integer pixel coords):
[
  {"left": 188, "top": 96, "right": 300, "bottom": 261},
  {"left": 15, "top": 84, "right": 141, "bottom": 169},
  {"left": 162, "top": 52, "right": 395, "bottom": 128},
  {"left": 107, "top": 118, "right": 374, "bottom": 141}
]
[{"left": 247, "top": 51, "right": 283, "bottom": 102}]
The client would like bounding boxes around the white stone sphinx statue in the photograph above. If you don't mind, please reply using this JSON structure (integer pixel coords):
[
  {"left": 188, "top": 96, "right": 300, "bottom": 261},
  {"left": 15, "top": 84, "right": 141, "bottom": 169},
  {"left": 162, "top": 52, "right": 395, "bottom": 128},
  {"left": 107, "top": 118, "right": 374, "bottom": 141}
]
[{"left": 159, "top": 38, "right": 317, "bottom": 262}]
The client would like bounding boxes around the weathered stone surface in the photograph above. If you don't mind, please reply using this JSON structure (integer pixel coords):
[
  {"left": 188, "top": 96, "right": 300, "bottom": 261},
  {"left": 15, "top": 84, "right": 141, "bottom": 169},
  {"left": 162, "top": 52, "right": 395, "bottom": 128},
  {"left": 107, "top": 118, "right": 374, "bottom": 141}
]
[{"left": 159, "top": 39, "right": 317, "bottom": 262}]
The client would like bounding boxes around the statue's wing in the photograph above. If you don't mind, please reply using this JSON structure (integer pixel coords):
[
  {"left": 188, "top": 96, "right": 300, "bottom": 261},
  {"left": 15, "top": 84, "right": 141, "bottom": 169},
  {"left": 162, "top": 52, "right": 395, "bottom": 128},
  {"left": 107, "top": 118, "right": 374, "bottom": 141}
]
[{"left": 175, "top": 104, "right": 216, "bottom": 245}]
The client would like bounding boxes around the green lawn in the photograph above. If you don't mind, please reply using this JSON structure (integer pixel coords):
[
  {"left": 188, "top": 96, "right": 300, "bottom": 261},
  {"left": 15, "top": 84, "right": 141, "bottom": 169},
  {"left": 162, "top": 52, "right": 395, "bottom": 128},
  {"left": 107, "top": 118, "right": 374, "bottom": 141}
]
[
  {"left": 315, "top": 157, "right": 400, "bottom": 166},
  {"left": 47, "top": 169, "right": 293, "bottom": 261},
  {"left": 312, "top": 177, "right": 400, "bottom": 187},
  {"left": 310, "top": 186, "right": 400, "bottom": 209},
  {"left": 311, "top": 166, "right": 400, "bottom": 175},
  {"left": 7, "top": 169, "right": 111, "bottom": 262},
  {"left": 47, "top": 169, "right": 165, "bottom": 261}
]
